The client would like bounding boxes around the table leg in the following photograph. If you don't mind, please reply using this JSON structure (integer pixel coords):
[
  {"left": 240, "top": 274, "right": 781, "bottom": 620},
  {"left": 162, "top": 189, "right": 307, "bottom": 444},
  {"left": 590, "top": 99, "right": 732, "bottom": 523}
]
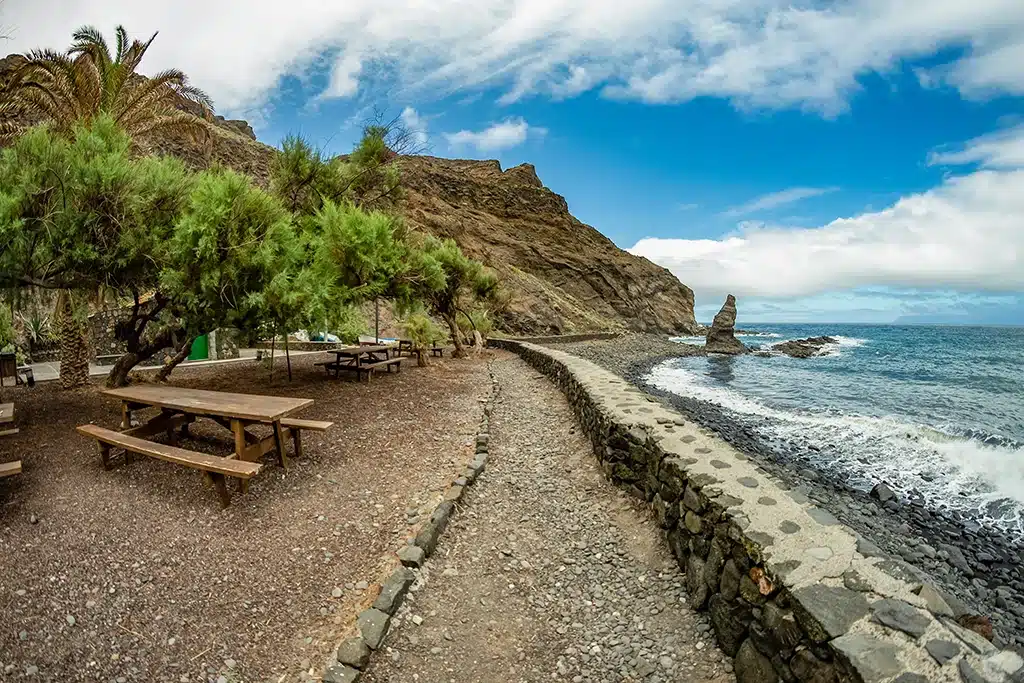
[
  {"left": 274, "top": 421, "right": 290, "bottom": 469},
  {"left": 232, "top": 419, "right": 251, "bottom": 493},
  {"left": 121, "top": 402, "right": 132, "bottom": 430},
  {"left": 210, "top": 473, "right": 231, "bottom": 508}
]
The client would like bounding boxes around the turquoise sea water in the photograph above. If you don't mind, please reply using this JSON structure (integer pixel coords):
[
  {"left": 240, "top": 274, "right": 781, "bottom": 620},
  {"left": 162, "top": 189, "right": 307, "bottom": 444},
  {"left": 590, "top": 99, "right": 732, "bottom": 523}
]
[{"left": 646, "top": 324, "right": 1024, "bottom": 535}]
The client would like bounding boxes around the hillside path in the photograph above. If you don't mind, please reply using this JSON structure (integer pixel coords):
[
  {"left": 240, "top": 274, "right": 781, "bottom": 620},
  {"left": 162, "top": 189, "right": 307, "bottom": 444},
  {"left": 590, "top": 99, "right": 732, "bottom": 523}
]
[{"left": 364, "top": 352, "right": 735, "bottom": 683}]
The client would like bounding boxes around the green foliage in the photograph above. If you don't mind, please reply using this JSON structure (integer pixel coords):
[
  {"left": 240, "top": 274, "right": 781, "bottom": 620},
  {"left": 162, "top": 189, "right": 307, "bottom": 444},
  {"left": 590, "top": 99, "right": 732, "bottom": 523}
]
[
  {"left": 161, "top": 167, "right": 302, "bottom": 336},
  {"left": 0, "top": 306, "right": 14, "bottom": 350},
  {"left": 19, "top": 308, "right": 54, "bottom": 349},
  {"left": 0, "top": 116, "right": 193, "bottom": 292},
  {"left": 457, "top": 308, "right": 494, "bottom": 339},
  {"left": 403, "top": 312, "right": 445, "bottom": 346}
]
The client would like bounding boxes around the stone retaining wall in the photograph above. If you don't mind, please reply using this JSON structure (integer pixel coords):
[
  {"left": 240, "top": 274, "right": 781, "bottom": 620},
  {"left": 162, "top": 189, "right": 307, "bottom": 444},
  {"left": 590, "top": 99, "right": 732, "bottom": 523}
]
[
  {"left": 493, "top": 332, "right": 622, "bottom": 345},
  {"left": 491, "top": 340, "right": 1023, "bottom": 683},
  {"left": 254, "top": 340, "right": 343, "bottom": 352}
]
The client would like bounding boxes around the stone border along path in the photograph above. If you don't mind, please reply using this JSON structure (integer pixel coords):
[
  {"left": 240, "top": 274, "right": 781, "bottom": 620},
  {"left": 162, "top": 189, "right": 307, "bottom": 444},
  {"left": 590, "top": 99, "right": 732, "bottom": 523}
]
[
  {"left": 318, "top": 363, "right": 499, "bottom": 683},
  {"left": 487, "top": 340, "right": 1024, "bottom": 683}
]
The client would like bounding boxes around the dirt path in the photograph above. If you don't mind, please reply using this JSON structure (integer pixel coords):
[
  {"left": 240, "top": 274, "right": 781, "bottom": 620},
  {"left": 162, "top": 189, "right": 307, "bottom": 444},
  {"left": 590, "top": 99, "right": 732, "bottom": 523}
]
[{"left": 365, "top": 352, "right": 734, "bottom": 683}]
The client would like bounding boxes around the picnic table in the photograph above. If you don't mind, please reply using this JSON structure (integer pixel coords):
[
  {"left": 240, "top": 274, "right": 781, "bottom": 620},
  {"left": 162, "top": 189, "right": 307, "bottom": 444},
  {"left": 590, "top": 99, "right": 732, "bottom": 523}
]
[
  {"left": 316, "top": 344, "right": 402, "bottom": 381},
  {"left": 394, "top": 339, "right": 446, "bottom": 359},
  {"left": 76, "top": 386, "right": 332, "bottom": 507}
]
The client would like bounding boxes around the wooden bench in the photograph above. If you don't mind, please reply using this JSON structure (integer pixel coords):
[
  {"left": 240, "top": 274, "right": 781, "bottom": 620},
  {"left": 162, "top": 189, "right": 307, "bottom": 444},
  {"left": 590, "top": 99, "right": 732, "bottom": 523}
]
[
  {"left": 279, "top": 417, "right": 333, "bottom": 459},
  {"left": 0, "top": 460, "right": 22, "bottom": 478},
  {"left": 359, "top": 358, "right": 402, "bottom": 382},
  {"left": 76, "top": 424, "right": 262, "bottom": 508},
  {"left": 316, "top": 358, "right": 401, "bottom": 381}
]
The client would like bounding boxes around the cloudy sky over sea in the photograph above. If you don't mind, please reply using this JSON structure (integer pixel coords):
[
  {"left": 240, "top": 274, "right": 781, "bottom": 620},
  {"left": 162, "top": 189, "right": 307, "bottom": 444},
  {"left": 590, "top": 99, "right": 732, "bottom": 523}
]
[{"left": 4, "top": 1, "right": 1022, "bottom": 323}]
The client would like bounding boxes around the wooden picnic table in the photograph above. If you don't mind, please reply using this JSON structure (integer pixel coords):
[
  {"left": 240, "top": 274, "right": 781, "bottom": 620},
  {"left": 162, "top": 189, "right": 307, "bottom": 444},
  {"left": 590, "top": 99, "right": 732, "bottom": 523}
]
[
  {"left": 1, "top": 401, "right": 18, "bottom": 437},
  {"left": 103, "top": 385, "right": 312, "bottom": 466},
  {"left": 318, "top": 344, "right": 401, "bottom": 381},
  {"left": 80, "top": 386, "right": 332, "bottom": 507}
]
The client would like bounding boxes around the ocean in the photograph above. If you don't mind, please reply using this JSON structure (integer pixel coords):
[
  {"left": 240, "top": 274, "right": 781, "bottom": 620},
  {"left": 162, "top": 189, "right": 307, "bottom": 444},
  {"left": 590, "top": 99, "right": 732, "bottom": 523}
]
[{"left": 645, "top": 324, "right": 1024, "bottom": 537}]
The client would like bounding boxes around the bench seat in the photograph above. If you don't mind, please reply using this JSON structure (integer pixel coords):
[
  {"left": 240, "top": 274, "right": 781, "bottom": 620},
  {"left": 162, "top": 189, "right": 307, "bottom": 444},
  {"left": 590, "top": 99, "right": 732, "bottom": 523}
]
[
  {"left": 77, "top": 424, "right": 261, "bottom": 507},
  {"left": 0, "top": 460, "right": 21, "bottom": 478},
  {"left": 280, "top": 417, "right": 334, "bottom": 432}
]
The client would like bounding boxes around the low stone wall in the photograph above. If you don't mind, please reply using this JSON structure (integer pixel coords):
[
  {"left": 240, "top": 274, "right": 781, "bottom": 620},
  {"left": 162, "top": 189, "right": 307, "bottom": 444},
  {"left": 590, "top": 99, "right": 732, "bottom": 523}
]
[
  {"left": 254, "top": 340, "right": 343, "bottom": 352},
  {"left": 493, "top": 331, "right": 622, "bottom": 345},
  {"left": 492, "top": 340, "right": 1022, "bottom": 683}
]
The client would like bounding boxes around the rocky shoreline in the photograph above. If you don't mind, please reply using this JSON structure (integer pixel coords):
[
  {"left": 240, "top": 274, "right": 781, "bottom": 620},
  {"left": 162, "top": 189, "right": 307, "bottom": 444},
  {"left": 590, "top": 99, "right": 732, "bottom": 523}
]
[{"left": 553, "top": 334, "right": 1024, "bottom": 649}]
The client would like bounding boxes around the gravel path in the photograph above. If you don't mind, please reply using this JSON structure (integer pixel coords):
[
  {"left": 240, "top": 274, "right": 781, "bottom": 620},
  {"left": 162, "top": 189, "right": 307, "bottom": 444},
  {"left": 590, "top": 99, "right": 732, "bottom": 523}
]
[{"left": 365, "top": 352, "right": 734, "bottom": 683}]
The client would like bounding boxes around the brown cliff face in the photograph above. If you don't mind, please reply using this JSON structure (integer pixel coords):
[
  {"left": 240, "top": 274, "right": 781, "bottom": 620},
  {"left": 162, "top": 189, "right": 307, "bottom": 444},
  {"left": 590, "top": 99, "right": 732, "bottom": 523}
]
[
  {"left": 2, "top": 54, "right": 697, "bottom": 334},
  {"left": 396, "top": 157, "right": 697, "bottom": 335}
]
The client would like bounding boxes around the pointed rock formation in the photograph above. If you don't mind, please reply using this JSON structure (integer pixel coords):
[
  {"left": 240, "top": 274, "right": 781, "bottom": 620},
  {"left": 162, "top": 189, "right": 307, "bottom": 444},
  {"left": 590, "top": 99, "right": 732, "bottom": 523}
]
[{"left": 705, "top": 295, "right": 747, "bottom": 355}]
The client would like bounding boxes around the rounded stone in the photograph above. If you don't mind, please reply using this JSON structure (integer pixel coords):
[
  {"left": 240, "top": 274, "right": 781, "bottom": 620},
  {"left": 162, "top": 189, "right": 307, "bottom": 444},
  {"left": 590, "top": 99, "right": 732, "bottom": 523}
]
[
  {"left": 737, "top": 477, "right": 759, "bottom": 488},
  {"left": 757, "top": 497, "right": 777, "bottom": 506},
  {"left": 779, "top": 521, "right": 801, "bottom": 534}
]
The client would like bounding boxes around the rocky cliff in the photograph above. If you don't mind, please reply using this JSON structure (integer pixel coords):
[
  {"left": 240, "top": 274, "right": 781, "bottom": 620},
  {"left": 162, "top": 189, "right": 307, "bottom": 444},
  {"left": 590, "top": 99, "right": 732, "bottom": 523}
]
[
  {"left": 396, "top": 157, "right": 697, "bottom": 334},
  {"left": 1, "top": 54, "right": 699, "bottom": 335}
]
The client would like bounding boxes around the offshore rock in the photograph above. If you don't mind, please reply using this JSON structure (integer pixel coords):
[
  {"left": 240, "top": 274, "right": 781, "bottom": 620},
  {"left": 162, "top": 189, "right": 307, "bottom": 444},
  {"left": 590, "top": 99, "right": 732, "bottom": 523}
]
[{"left": 705, "top": 295, "right": 748, "bottom": 355}]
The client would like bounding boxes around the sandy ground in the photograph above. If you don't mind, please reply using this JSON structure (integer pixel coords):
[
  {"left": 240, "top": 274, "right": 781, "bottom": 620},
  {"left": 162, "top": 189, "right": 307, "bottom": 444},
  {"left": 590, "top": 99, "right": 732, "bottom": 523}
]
[{"left": 0, "top": 352, "right": 490, "bottom": 682}]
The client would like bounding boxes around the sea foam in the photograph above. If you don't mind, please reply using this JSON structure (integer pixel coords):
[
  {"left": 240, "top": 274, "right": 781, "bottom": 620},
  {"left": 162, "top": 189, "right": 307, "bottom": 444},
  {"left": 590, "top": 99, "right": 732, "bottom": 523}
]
[{"left": 645, "top": 362, "right": 1024, "bottom": 536}]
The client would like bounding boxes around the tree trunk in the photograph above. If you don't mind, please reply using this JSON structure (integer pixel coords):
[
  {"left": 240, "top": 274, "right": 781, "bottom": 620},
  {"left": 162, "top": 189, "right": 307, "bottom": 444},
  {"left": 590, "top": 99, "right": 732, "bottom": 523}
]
[
  {"left": 56, "top": 291, "right": 91, "bottom": 389},
  {"left": 444, "top": 314, "right": 466, "bottom": 358},
  {"left": 106, "top": 351, "right": 141, "bottom": 389},
  {"left": 156, "top": 337, "right": 195, "bottom": 382},
  {"left": 284, "top": 333, "right": 292, "bottom": 382},
  {"left": 105, "top": 324, "right": 183, "bottom": 388}
]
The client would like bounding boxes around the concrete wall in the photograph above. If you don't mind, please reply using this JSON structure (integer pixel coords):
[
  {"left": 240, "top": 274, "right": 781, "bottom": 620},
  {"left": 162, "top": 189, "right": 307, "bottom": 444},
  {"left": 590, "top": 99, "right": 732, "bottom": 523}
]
[{"left": 491, "top": 339, "right": 1022, "bottom": 683}]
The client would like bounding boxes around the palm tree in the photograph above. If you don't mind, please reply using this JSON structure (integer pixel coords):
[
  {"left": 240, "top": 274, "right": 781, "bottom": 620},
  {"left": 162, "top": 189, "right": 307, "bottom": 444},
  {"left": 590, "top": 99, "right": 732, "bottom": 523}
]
[
  {"left": 0, "top": 25, "right": 214, "bottom": 147},
  {"left": 0, "top": 25, "right": 215, "bottom": 387}
]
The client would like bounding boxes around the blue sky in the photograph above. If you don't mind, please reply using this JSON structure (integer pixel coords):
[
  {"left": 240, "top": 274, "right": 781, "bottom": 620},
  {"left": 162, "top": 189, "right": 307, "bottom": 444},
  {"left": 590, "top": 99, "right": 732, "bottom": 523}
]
[{"left": 6, "top": 0, "right": 1023, "bottom": 324}]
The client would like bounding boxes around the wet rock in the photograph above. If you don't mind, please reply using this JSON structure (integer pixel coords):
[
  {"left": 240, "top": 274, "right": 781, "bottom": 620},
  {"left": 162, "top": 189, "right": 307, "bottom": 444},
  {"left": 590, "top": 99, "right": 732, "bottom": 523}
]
[
  {"left": 870, "top": 482, "right": 896, "bottom": 504},
  {"left": 768, "top": 336, "right": 837, "bottom": 359}
]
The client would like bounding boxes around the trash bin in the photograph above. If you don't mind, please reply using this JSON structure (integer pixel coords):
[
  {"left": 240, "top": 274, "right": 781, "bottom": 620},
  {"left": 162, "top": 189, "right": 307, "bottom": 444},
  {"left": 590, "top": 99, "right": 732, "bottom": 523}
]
[{"left": 187, "top": 334, "right": 209, "bottom": 361}]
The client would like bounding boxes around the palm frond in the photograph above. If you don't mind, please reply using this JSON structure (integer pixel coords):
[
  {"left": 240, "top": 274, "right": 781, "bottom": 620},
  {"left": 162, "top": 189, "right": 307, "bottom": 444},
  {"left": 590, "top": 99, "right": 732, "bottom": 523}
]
[
  {"left": 70, "top": 25, "right": 112, "bottom": 72},
  {"left": 114, "top": 26, "right": 129, "bottom": 63}
]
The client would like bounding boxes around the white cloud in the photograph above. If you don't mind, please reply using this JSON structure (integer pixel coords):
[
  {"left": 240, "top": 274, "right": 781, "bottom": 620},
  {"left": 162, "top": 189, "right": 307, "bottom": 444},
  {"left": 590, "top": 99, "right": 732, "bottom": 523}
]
[
  {"left": 444, "top": 118, "right": 543, "bottom": 153},
  {"left": 322, "top": 52, "right": 363, "bottom": 99},
  {"left": 721, "top": 187, "right": 838, "bottom": 218},
  {"left": 2, "top": 0, "right": 1023, "bottom": 116},
  {"left": 400, "top": 106, "right": 429, "bottom": 147},
  {"left": 630, "top": 125, "right": 1024, "bottom": 299}
]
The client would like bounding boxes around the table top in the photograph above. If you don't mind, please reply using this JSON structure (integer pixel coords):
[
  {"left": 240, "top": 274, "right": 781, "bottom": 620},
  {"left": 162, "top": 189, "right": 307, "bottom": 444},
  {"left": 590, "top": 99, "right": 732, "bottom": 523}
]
[
  {"left": 103, "top": 386, "right": 313, "bottom": 422},
  {"left": 332, "top": 344, "right": 393, "bottom": 355}
]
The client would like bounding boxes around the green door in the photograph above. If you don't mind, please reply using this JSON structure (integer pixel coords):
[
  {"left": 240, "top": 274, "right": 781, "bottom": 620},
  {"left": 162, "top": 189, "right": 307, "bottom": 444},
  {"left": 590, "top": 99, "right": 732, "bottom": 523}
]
[{"left": 187, "top": 334, "right": 209, "bottom": 361}]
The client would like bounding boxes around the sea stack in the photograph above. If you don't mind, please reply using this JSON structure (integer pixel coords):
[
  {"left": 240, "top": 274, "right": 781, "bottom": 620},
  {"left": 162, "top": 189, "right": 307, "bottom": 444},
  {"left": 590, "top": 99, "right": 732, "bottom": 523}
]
[{"left": 705, "top": 295, "right": 748, "bottom": 355}]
